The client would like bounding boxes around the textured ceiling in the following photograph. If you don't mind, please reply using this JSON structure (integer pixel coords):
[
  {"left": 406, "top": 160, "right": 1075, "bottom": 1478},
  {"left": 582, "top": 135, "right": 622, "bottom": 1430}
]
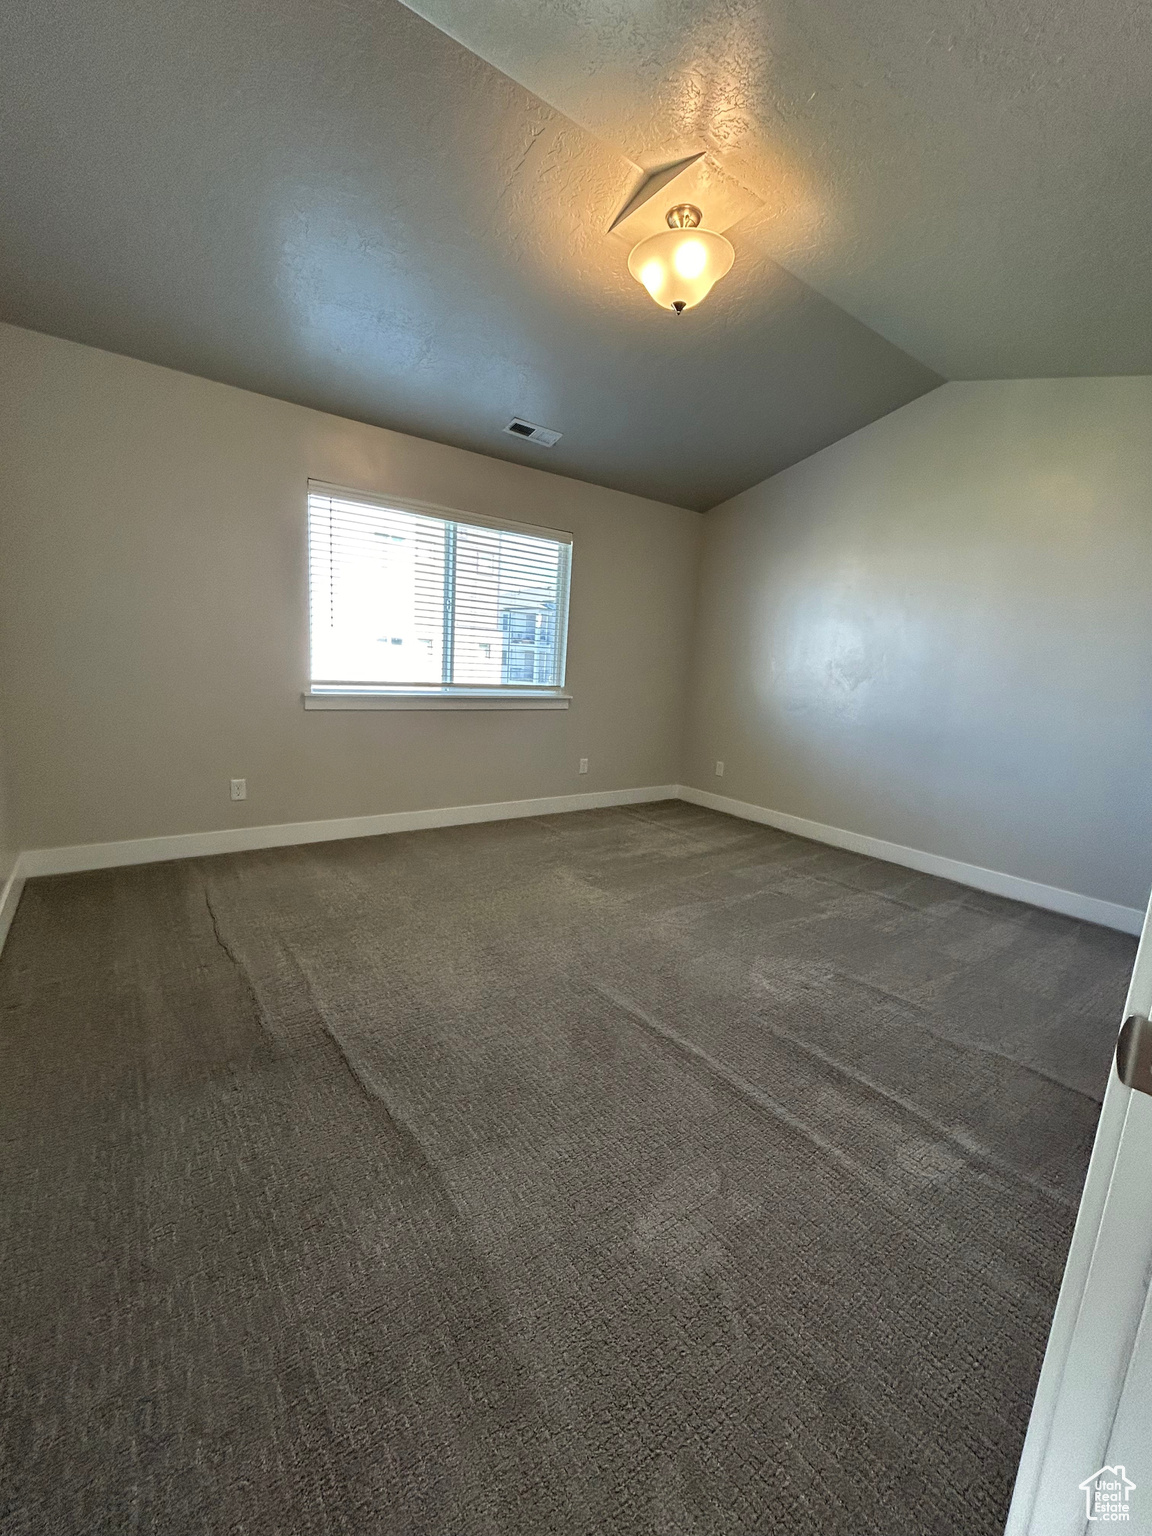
[
  {"left": 0, "top": 0, "right": 941, "bottom": 510},
  {"left": 402, "top": 0, "right": 1152, "bottom": 381}
]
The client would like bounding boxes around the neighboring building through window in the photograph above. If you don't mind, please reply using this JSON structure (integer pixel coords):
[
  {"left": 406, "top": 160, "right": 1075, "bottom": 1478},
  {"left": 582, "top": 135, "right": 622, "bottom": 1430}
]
[
  {"left": 500, "top": 602, "right": 558, "bottom": 684},
  {"left": 307, "top": 486, "right": 571, "bottom": 695}
]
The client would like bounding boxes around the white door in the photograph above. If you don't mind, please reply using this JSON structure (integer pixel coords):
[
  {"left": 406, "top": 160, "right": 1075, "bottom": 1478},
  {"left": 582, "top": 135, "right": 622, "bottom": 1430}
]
[{"left": 1007, "top": 900, "right": 1152, "bottom": 1534}]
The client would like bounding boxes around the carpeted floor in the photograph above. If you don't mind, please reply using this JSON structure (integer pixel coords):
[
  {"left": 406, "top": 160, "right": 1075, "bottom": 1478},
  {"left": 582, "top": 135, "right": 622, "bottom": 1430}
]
[{"left": 0, "top": 801, "right": 1134, "bottom": 1535}]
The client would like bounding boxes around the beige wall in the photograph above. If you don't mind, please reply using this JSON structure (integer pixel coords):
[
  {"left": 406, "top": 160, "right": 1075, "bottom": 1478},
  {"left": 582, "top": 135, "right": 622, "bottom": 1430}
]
[
  {"left": 685, "top": 379, "right": 1152, "bottom": 910},
  {"left": 0, "top": 727, "right": 15, "bottom": 889},
  {"left": 0, "top": 324, "right": 701, "bottom": 850},
  {"left": 0, "top": 485, "right": 14, "bottom": 885}
]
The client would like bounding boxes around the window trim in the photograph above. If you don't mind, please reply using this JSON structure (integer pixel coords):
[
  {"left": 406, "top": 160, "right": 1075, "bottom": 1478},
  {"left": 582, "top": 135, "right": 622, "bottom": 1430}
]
[
  {"left": 304, "top": 481, "right": 573, "bottom": 709},
  {"left": 303, "top": 688, "right": 572, "bottom": 711}
]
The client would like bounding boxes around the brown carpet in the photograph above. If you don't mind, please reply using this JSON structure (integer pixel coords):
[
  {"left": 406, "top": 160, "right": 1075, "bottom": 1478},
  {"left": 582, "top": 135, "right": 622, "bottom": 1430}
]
[{"left": 0, "top": 801, "right": 1133, "bottom": 1535}]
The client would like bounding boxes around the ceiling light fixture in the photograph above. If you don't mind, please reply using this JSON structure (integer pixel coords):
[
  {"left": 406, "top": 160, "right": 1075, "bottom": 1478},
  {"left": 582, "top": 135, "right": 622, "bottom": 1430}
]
[{"left": 627, "top": 204, "right": 734, "bottom": 314}]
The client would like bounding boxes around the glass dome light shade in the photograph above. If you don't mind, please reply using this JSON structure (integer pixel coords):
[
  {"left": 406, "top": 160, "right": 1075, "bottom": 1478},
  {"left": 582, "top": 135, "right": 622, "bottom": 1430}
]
[{"left": 627, "top": 226, "right": 735, "bottom": 312}]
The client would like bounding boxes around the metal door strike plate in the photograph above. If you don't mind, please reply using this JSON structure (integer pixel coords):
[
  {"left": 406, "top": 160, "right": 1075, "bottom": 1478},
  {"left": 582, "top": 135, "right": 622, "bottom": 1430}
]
[{"left": 1116, "top": 1015, "right": 1152, "bottom": 1097}]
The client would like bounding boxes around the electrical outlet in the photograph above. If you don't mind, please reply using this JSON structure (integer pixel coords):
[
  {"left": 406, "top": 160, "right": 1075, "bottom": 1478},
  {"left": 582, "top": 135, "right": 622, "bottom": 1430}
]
[
  {"left": 578, "top": 757, "right": 589, "bottom": 774},
  {"left": 715, "top": 761, "right": 724, "bottom": 778},
  {"left": 230, "top": 778, "right": 247, "bottom": 801}
]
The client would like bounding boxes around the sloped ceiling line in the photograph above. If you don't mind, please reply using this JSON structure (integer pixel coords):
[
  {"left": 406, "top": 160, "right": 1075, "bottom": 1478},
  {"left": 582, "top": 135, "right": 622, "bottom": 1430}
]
[
  {"left": 400, "top": 0, "right": 1152, "bottom": 384},
  {"left": 0, "top": 0, "right": 945, "bottom": 509}
]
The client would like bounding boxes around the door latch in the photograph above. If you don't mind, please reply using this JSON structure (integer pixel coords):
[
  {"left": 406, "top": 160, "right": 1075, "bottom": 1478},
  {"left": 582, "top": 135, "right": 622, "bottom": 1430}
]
[{"left": 1116, "top": 1014, "right": 1152, "bottom": 1097}]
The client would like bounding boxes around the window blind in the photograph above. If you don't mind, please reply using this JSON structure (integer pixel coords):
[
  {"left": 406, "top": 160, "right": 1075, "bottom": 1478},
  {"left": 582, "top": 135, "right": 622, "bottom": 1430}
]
[{"left": 307, "top": 486, "right": 571, "bottom": 693}]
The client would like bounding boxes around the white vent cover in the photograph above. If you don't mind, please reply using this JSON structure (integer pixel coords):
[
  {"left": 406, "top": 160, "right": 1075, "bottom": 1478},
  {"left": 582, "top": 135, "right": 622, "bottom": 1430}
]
[{"left": 503, "top": 417, "right": 562, "bottom": 448}]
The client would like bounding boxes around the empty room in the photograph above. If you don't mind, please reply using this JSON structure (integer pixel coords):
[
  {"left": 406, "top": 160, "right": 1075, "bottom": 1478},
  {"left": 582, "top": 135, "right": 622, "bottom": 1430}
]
[{"left": 2, "top": 2, "right": 1151, "bottom": 1533}]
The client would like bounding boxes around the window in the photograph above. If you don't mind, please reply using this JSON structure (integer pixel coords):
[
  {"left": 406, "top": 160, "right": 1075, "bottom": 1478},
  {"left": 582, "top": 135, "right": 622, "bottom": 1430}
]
[{"left": 306, "top": 484, "right": 572, "bottom": 709}]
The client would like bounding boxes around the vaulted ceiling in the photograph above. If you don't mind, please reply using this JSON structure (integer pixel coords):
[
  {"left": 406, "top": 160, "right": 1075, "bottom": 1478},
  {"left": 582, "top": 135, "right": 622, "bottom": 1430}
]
[
  {"left": 2, "top": 0, "right": 1145, "bottom": 509},
  {"left": 404, "top": 0, "right": 1152, "bottom": 382}
]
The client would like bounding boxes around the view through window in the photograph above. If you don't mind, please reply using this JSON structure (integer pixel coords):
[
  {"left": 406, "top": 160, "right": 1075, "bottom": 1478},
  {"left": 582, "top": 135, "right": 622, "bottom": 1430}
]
[{"left": 308, "top": 487, "right": 571, "bottom": 692}]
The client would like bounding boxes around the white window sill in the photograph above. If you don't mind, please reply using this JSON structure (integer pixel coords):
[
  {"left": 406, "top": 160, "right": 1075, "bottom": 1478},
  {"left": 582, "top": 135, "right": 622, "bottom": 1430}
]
[{"left": 304, "top": 689, "right": 571, "bottom": 712}]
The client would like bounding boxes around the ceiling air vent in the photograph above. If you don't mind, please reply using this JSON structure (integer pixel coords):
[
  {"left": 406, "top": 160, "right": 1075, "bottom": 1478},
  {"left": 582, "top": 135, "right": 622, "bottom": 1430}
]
[{"left": 503, "top": 417, "right": 562, "bottom": 448}]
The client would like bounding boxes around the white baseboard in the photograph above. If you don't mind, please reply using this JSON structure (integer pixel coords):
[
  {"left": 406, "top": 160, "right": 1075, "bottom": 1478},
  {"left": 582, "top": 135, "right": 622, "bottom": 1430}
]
[
  {"left": 678, "top": 785, "right": 1145, "bottom": 936},
  {"left": 5, "top": 782, "right": 1141, "bottom": 942},
  {"left": 17, "top": 784, "right": 682, "bottom": 879},
  {"left": 0, "top": 864, "right": 25, "bottom": 958}
]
